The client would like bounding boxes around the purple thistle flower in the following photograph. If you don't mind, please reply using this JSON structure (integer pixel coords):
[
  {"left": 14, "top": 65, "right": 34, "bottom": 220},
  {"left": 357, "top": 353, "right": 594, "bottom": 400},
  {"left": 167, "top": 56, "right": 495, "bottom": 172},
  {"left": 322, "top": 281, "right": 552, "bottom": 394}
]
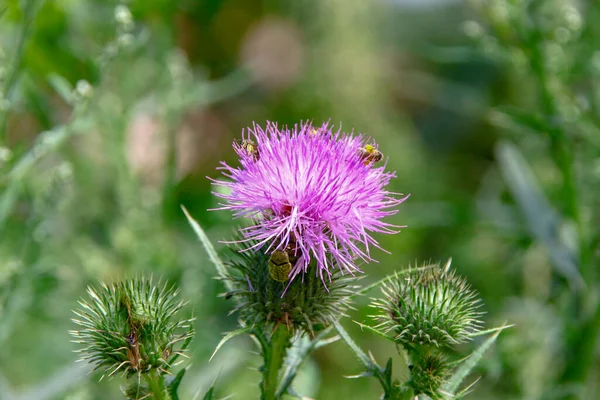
[{"left": 212, "top": 121, "right": 408, "bottom": 285}]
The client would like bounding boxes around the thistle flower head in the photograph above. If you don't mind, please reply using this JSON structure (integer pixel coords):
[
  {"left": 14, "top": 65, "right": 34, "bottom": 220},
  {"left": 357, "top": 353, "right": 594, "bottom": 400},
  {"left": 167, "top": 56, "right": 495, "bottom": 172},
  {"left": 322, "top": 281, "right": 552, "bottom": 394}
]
[
  {"left": 212, "top": 121, "right": 408, "bottom": 284},
  {"left": 222, "top": 237, "right": 358, "bottom": 336},
  {"left": 70, "top": 278, "right": 194, "bottom": 379},
  {"left": 371, "top": 260, "right": 483, "bottom": 348}
]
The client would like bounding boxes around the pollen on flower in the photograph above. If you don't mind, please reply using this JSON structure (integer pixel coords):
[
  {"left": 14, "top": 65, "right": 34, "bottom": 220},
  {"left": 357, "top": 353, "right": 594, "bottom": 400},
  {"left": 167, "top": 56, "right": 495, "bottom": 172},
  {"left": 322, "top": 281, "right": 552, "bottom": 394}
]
[{"left": 211, "top": 121, "right": 408, "bottom": 285}]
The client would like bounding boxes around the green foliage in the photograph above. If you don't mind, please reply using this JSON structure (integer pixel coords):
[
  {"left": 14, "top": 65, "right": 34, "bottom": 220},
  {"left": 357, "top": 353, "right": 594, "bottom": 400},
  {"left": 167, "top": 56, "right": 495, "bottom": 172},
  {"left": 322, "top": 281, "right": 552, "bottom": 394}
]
[{"left": 2, "top": 0, "right": 600, "bottom": 398}]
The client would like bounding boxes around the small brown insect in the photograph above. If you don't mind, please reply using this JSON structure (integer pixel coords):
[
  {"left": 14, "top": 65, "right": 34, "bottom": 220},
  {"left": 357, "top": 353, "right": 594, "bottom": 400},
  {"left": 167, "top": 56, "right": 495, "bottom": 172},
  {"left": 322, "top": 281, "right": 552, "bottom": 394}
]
[{"left": 357, "top": 144, "right": 383, "bottom": 165}]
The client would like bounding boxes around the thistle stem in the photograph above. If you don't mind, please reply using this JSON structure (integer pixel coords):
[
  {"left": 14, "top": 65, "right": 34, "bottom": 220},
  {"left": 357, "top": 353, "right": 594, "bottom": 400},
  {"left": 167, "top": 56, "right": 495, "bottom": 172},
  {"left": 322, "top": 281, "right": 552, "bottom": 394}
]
[
  {"left": 144, "top": 370, "right": 168, "bottom": 400},
  {"left": 261, "top": 325, "right": 292, "bottom": 400}
]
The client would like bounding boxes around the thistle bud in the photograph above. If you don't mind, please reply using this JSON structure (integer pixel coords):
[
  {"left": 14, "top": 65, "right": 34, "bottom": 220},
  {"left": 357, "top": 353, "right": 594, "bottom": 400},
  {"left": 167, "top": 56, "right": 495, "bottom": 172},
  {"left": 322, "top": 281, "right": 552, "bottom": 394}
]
[
  {"left": 70, "top": 278, "right": 194, "bottom": 380},
  {"left": 222, "top": 238, "right": 357, "bottom": 335},
  {"left": 371, "top": 260, "right": 483, "bottom": 348},
  {"left": 408, "top": 351, "right": 451, "bottom": 399}
]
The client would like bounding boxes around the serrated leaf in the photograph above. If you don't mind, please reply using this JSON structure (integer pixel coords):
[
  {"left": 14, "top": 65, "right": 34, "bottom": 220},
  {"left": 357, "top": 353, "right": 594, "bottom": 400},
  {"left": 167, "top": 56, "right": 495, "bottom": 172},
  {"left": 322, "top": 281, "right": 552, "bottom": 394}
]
[
  {"left": 314, "top": 335, "right": 339, "bottom": 349},
  {"left": 181, "top": 205, "right": 233, "bottom": 291},
  {"left": 495, "top": 141, "right": 584, "bottom": 291},
  {"left": 277, "top": 327, "right": 333, "bottom": 398},
  {"left": 354, "top": 321, "right": 396, "bottom": 343},
  {"left": 333, "top": 321, "right": 380, "bottom": 374},
  {"left": 469, "top": 324, "right": 515, "bottom": 338},
  {"left": 47, "top": 74, "right": 74, "bottom": 104},
  {"left": 210, "top": 326, "right": 251, "bottom": 361},
  {"left": 443, "top": 325, "right": 511, "bottom": 395}
]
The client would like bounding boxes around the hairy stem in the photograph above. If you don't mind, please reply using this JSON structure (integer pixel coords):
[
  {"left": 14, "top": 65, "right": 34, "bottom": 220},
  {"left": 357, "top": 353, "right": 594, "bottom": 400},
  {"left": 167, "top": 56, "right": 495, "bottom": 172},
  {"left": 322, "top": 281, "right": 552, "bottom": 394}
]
[
  {"left": 144, "top": 370, "right": 168, "bottom": 400},
  {"left": 261, "top": 325, "right": 292, "bottom": 400}
]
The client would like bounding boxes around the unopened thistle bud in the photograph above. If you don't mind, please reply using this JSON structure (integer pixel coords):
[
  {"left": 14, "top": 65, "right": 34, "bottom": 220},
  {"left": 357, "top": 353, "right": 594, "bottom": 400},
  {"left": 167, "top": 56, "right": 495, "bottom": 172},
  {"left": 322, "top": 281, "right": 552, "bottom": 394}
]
[
  {"left": 372, "top": 260, "right": 483, "bottom": 348},
  {"left": 222, "top": 238, "right": 358, "bottom": 335},
  {"left": 70, "top": 278, "right": 194, "bottom": 380},
  {"left": 408, "top": 351, "right": 451, "bottom": 399}
]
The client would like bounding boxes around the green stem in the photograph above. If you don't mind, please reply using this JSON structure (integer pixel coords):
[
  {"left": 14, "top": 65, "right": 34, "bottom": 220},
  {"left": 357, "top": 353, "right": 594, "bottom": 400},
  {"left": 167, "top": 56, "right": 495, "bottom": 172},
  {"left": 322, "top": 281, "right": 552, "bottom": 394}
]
[
  {"left": 261, "top": 325, "right": 292, "bottom": 400},
  {"left": 144, "top": 370, "right": 169, "bottom": 400}
]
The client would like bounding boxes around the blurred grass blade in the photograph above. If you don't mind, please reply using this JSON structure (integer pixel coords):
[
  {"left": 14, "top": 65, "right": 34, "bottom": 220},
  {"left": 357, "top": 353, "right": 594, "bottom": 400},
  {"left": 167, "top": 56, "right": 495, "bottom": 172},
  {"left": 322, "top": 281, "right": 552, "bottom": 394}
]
[
  {"left": 443, "top": 324, "right": 511, "bottom": 395},
  {"left": 490, "top": 106, "right": 549, "bottom": 135},
  {"left": 47, "top": 74, "right": 74, "bottom": 105},
  {"left": 495, "top": 141, "right": 584, "bottom": 291},
  {"left": 181, "top": 205, "right": 232, "bottom": 290},
  {"left": 209, "top": 326, "right": 251, "bottom": 361}
]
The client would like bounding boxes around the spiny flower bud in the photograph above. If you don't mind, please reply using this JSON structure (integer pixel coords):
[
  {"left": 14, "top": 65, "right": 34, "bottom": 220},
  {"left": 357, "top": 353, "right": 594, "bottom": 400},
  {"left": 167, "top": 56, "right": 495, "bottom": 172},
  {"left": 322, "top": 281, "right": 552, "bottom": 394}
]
[
  {"left": 222, "top": 238, "right": 358, "bottom": 336},
  {"left": 408, "top": 351, "right": 451, "bottom": 399},
  {"left": 70, "top": 278, "right": 194, "bottom": 379},
  {"left": 371, "top": 260, "right": 483, "bottom": 348}
]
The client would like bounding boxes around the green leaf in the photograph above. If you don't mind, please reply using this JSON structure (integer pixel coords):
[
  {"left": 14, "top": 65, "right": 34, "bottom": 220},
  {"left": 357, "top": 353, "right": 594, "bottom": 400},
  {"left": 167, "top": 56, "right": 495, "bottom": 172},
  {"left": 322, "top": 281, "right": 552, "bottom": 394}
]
[
  {"left": 443, "top": 324, "right": 512, "bottom": 395},
  {"left": 333, "top": 321, "right": 377, "bottom": 372},
  {"left": 210, "top": 326, "right": 252, "bottom": 361},
  {"left": 277, "top": 327, "right": 334, "bottom": 398},
  {"left": 181, "top": 205, "right": 233, "bottom": 291},
  {"left": 166, "top": 368, "right": 187, "bottom": 400},
  {"left": 382, "top": 357, "right": 393, "bottom": 385},
  {"left": 495, "top": 141, "right": 584, "bottom": 291},
  {"left": 469, "top": 324, "right": 515, "bottom": 338},
  {"left": 47, "top": 74, "right": 74, "bottom": 104},
  {"left": 452, "top": 377, "right": 481, "bottom": 400},
  {"left": 202, "top": 385, "right": 215, "bottom": 400},
  {"left": 354, "top": 321, "right": 396, "bottom": 343}
]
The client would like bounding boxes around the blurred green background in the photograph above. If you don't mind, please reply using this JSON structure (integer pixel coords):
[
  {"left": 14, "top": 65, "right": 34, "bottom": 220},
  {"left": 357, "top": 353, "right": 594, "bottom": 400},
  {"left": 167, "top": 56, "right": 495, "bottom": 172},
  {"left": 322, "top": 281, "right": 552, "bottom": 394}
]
[{"left": 1, "top": 0, "right": 597, "bottom": 399}]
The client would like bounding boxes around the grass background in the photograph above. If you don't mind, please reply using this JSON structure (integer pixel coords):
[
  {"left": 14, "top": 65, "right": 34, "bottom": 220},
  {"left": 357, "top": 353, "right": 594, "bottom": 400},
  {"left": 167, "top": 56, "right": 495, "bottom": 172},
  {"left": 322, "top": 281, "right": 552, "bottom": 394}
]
[{"left": 1, "top": 0, "right": 598, "bottom": 399}]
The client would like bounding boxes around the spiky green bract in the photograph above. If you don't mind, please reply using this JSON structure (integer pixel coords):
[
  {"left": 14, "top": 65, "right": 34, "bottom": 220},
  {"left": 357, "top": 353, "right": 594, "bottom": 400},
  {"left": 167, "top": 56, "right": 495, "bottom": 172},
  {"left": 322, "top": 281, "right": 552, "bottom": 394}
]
[
  {"left": 372, "top": 261, "right": 483, "bottom": 348},
  {"left": 222, "top": 238, "right": 358, "bottom": 336},
  {"left": 408, "top": 350, "right": 451, "bottom": 400},
  {"left": 70, "top": 278, "right": 195, "bottom": 380}
]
